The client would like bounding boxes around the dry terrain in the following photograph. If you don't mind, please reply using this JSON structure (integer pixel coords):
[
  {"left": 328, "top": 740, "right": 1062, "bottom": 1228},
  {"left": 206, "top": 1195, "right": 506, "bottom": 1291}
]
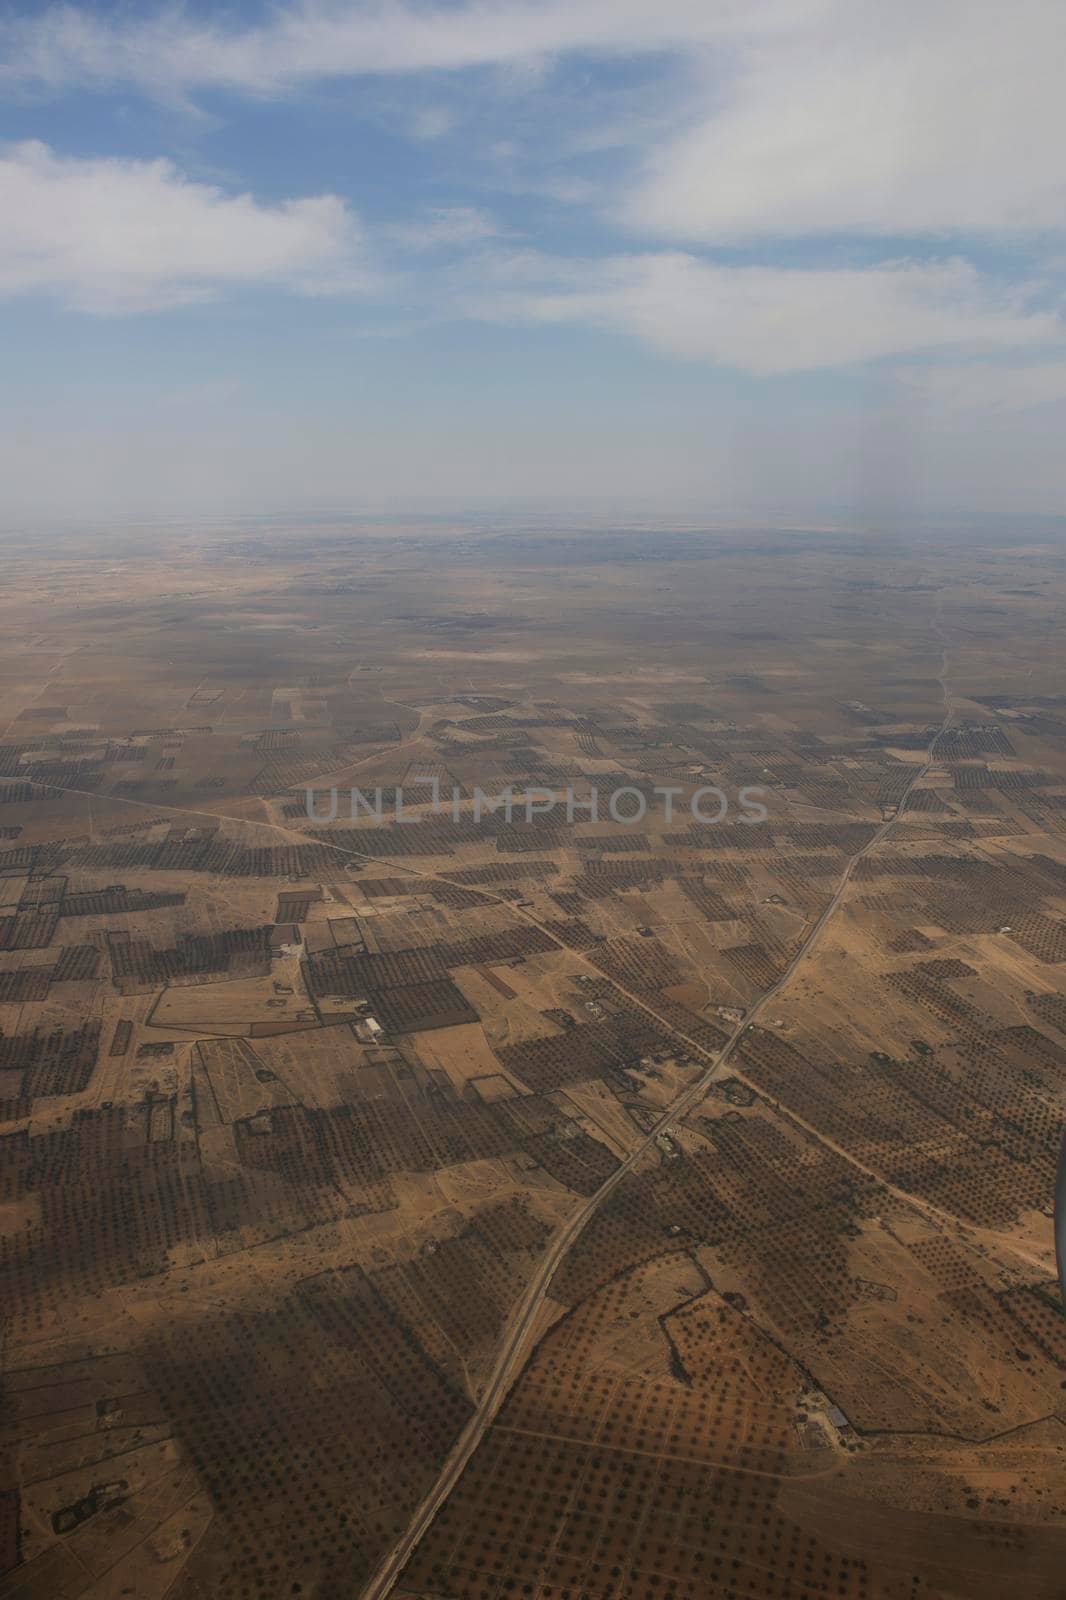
[{"left": 0, "top": 517, "right": 1064, "bottom": 1600}]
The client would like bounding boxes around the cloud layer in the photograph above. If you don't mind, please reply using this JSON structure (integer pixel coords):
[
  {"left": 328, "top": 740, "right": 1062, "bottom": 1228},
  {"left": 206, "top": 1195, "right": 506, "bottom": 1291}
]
[
  {"left": 1, "top": 1, "right": 803, "bottom": 96},
  {"left": 477, "top": 253, "right": 1058, "bottom": 375},
  {"left": 4, "top": 0, "right": 1066, "bottom": 516},
  {"left": 6, "top": 0, "right": 1066, "bottom": 246},
  {"left": 2, "top": 141, "right": 1061, "bottom": 378}
]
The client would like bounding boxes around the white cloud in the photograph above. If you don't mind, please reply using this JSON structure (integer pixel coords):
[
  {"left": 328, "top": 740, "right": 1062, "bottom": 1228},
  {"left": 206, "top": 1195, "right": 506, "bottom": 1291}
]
[
  {"left": 623, "top": 1, "right": 1066, "bottom": 241},
  {"left": 473, "top": 252, "right": 1059, "bottom": 375},
  {"left": 408, "top": 106, "right": 456, "bottom": 141},
  {"left": 385, "top": 206, "right": 502, "bottom": 249},
  {"left": 0, "top": 141, "right": 374, "bottom": 312},
  {"left": 0, "top": 1, "right": 807, "bottom": 96},
  {"left": 897, "top": 360, "right": 1066, "bottom": 416}
]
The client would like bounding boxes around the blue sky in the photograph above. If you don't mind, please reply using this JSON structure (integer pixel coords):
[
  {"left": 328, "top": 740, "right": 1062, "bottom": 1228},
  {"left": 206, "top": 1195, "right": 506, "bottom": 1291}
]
[{"left": 3, "top": 0, "right": 1066, "bottom": 519}]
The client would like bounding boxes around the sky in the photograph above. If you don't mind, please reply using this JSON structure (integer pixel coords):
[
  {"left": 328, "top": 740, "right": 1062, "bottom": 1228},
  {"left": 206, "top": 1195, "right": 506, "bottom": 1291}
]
[{"left": 3, "top": 0, "right": 1066, "bottom": 521}]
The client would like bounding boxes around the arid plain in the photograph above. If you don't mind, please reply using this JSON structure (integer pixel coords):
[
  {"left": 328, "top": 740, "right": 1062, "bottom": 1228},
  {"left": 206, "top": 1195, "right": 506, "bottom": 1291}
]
[{"left": 0, "top": 519, "right": 1064, "bottom": 1600}]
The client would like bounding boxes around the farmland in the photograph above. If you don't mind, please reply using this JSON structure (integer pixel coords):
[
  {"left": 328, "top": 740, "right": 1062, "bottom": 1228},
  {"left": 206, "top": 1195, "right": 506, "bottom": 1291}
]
[{"left": 0, "top": 518, "right": 1064, "bottom": 1599}]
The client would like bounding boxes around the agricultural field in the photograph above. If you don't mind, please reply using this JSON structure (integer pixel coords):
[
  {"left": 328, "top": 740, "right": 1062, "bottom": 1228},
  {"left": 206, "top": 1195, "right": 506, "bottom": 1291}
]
[{"left": 0, "top": 518, "right": 1064, "bottom": 1599}]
